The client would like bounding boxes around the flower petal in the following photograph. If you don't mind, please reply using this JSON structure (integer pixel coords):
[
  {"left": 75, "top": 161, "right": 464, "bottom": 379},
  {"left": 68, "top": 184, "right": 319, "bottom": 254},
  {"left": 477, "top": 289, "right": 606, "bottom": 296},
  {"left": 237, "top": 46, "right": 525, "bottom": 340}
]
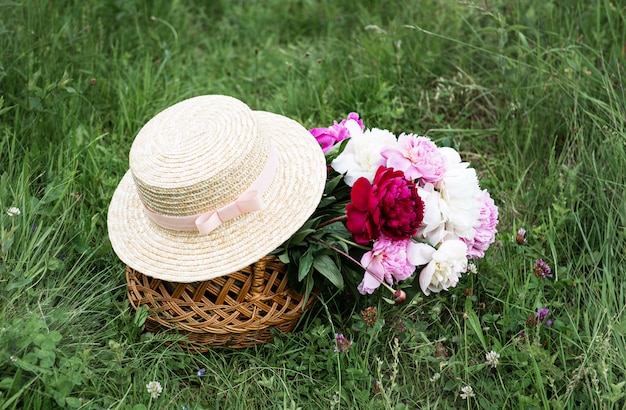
[
  {"left": 407, "top": 242, "right": 436, "bottom": 266},
  {"left": 418, "top": 263, "right": 435, "bottom": 295},
  {"left": 350, "top": 177, "right": 372, "bottom": 210},
  {"left": 344, "top": 119, "right": 364, "bottom": 138},
  {"left": 357, "top": 271, "right": 383, "bottom": 295},
  {"left": 434, "top": 239, "right": 468, "bottom": 260}
]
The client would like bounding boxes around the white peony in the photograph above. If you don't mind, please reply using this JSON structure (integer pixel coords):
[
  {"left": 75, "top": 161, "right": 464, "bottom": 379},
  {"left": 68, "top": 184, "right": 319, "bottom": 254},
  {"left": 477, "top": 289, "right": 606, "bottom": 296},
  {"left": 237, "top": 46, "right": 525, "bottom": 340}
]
[
  {"left": 416, "top": 147, "right": 482, "bottom": 243},
  {"left": 331, "top": 120, "right": 397, "bottom": 186},
  {"left": 415, "top": 183, "right": 447, "bottom": 246},
  {"left": 408, "top": 239, "right": 468, "bottom": 295}
]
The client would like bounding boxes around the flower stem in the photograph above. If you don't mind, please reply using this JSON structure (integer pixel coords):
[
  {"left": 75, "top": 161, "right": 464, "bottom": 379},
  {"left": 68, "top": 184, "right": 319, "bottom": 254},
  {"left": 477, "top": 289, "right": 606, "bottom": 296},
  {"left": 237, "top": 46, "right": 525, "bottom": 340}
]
[
  {"left": 307, "top": 236, "right": 396, "bottom": 294},
  {"left": 317, "top": 215, "right": 348, "bottom": 229},
  {"left": 328, "top": 234, "right": 370, "bottom": 250}
]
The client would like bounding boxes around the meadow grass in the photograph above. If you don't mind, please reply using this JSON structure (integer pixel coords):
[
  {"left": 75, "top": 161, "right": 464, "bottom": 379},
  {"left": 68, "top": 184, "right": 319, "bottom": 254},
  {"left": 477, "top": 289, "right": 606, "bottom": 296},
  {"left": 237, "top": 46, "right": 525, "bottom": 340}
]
[{"left": 1, "top": 0, "right": 625, "bottom": 408}]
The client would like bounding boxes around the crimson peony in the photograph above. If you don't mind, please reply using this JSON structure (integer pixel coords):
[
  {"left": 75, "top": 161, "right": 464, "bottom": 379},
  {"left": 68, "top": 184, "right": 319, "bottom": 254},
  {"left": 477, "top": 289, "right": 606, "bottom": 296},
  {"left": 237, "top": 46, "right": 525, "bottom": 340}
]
[{"left": 346, "top": 166, "right": 424, "bottom": 245}]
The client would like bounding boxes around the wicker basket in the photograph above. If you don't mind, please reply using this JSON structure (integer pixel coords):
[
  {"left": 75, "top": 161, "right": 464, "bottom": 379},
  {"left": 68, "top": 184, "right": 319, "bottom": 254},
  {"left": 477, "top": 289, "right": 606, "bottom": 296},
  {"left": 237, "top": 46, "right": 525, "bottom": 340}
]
[{"left": 126, "top": 255, "right": 314, "bottom": 350}]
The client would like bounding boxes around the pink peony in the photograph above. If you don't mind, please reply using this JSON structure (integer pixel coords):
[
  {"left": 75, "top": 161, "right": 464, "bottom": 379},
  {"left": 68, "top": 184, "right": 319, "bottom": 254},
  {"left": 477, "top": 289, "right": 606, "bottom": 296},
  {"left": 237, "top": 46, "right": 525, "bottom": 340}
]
[
  {"left": 461, "top": 190, "right": 498, "bottom": 258},
  {"left": 309, "top": 113, "right": 364, "bottom": 153},
  {"left": 346, "top": 166, "right": 424, "bottom": 245},
  {"left": 357, "top": 236, "right": 415, "bottom": 295},
  {"left": 381, "top": 133, "right": 447, "bottom": 184}
]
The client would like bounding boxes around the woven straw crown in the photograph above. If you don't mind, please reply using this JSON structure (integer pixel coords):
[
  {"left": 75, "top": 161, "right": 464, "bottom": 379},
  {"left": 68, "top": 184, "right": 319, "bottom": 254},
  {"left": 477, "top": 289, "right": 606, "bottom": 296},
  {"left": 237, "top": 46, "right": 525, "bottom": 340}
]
[
  {"left": 107, "top": 95, "right": 326, "bottom": 282},
  {"left": 130, "top": 97, "right": 270, "bottom": 218}
]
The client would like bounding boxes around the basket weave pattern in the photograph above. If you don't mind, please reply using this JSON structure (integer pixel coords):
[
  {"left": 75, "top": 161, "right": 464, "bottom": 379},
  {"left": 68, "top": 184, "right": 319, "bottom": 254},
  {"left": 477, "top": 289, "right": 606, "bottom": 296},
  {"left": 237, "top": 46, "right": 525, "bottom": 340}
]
[{"left": 126, "top": 256, "right": 314, "bottom": 349}]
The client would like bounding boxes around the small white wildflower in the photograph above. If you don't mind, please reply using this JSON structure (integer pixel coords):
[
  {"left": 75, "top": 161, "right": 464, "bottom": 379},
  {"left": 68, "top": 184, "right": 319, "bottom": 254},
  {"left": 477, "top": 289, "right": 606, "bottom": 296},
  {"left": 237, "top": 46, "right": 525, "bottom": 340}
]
[
  {"left": 466, "top": 262, "right": 477, "bottom": 274},
  {"left": 460, "top": 385, "right": 475, "bottom": 399},
  {"left": 485, "top": 350, "right": 500, "bottom": 368},
  {"left": 146, "top": 381, "right": 162, "bottom": 399},
  {"left": 429, "top": 372, "right": 441, "bottom": 382},
  {"left": 10, "top": 356, "right": 17, "bottom": 362},
  {"left": 6, "top": 207, "right": 20, "bottom": 217}
]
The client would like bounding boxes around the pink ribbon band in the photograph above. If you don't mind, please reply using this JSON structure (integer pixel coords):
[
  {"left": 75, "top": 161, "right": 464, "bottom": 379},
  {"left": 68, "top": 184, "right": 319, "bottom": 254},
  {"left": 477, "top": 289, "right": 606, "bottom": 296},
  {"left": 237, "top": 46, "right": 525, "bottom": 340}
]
[{"left": 143, "top": 145, "right": 278, "bottom": 235}]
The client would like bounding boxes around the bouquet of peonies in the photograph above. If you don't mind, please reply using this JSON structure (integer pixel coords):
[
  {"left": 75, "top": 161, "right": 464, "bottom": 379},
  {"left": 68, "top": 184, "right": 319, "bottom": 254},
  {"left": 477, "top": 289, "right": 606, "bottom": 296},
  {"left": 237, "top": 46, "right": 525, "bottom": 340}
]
[{"left": 278, "top": 113, "right": 498, "bottom": 303}]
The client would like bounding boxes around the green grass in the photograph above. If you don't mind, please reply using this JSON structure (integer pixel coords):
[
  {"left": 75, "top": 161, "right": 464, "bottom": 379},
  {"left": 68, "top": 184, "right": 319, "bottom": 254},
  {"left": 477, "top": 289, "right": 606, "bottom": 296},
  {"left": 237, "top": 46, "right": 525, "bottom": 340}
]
[{"left": 1, "top": 0, "right": 626, "bottom": 408}]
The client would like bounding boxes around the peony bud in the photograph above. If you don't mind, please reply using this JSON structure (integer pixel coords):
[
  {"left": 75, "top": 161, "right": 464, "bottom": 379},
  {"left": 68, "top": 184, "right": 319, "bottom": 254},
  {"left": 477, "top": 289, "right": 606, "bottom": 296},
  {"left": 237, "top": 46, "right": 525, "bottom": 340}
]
[{"left": 393, "top": 289, "right": 406, "bottom": 304}]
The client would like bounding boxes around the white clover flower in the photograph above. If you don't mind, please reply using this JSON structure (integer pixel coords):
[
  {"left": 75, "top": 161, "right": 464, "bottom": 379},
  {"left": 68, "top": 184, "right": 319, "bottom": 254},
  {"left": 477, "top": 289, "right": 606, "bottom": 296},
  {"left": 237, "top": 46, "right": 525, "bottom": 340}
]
[
  {"left": 6, "top": 207, "right": 20, "bottom": 217},
  {"left": 486, "top": 350, "right": 500, "bottom": 368},
  {"left": 429, "top": 372, "right": 441, "bottom": 382},
  {"left": 466, "top": 262, "right": 477, "bottom": 274},
  {"left": 460, "top": 385, "right": 475, "bottom": 399},
  {"left": 146, "top": 381, "right": 163, "bottom": 399}
]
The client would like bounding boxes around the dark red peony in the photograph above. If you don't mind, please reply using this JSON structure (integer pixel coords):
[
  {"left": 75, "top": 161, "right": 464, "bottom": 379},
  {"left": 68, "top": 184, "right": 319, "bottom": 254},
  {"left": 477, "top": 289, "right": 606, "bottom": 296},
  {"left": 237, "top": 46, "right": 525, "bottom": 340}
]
[{"left": 346, "top": 166, "right": 424, "bottom": 245}]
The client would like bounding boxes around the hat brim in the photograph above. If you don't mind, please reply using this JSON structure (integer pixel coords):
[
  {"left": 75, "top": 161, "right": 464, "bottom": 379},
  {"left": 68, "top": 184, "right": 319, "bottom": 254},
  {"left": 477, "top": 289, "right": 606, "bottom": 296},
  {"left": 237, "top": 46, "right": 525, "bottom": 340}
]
[{"left": 107, "top": 111, "right": 326, "bottom": 282}]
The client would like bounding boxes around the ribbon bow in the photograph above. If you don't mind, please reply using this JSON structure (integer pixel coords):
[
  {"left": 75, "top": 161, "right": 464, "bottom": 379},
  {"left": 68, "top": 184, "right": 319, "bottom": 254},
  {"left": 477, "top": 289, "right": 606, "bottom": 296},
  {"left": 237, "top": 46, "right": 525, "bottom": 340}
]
[
  {"left": 194, "top": 190, "right": 264, "bottom": 234},
  {"left": 141, "top": 145, "right": 278, "bottom": 235}
]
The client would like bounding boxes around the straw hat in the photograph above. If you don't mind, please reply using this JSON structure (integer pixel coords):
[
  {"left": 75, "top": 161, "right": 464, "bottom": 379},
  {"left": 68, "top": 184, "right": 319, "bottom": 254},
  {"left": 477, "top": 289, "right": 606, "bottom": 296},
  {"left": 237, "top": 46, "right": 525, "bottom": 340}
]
[{"left": 107, "top": 95, "right": 326, "bottom": 282}]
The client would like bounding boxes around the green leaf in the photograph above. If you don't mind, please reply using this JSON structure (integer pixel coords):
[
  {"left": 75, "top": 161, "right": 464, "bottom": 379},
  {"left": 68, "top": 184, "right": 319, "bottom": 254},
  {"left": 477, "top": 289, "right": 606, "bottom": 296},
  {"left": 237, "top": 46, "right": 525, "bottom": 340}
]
[
  {"left": 55, "top": 377, "right": 76, "bottom": 396},
  {"left": 34, "top": 348, "right": 56, "bottom": 368},
  {"left": 317, "top": 195, "right": 337, "bottom": 208},
  {"left": 287, "top": 229, "right": 315, "bottom": 247},
  {"left": 64, "top": 397, "right": 83, "bottom": 408},
  {"left": 48, "top": 331, "right": 62, "bottom": 344},
  {"left": 277, "top": 252, "right": 290, "bottom": 264},
  {"left": 324, "top": 138, "right": 349, "bottom": 164},
  {"left": 7, "top": 277, "right": 33, "bottom": 291},
  {"left": 40, "top": 183, "right": 66, "bottom": 205},
  {"left": 0, "top": 377, "right": 14, "bottom": 390},
  {"left": 303, "top": 275, "right": 314, "bottom": 306},
  {"left": 297, "top": 249, "right": 315, "bottom": 281},
  {"left": 1, "top": 225, "right": 18, "bottom": 255},
  {"left": 333, "top": 239, "right": 349, "bottom": 254},
  {"left": 464, "top": 298, "right": 488, "bottom": 350},
  {"left": 320, "top": 219, "right": 350, "bottom": 234},
  {"left": 611, "top": 381, "right": 626, "bottom": 394},
  {"left": 482, "top": 313, "right": 501, "bottom": 323},
  {"left": 324, "top": 174, "right": 344, "bottom": 195},
  {"left": 0, "top": 172, "right": 8, "bottom": 194},
  {"left": 313, "top": 255, "right": 343, "bottom": 289},
  {"left": 133, "top": 305, "right": 148, "bottom": 328},
  {"left": 47, "top": 257, "right": 64, "bottom": 272}
]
